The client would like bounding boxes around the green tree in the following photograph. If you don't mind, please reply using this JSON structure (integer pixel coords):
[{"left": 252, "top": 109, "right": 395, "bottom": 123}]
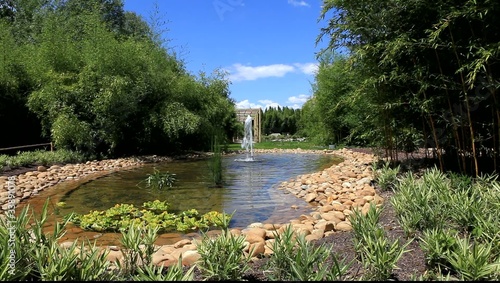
[
  {"left": 0, "top": 19, "right": 43, "bottom": 148},
  {"left": 317, "top": 0, "right": 500, "bottom": 175},
  {"left": 2, "top": 1, "right": 239, "bottom": 158}
]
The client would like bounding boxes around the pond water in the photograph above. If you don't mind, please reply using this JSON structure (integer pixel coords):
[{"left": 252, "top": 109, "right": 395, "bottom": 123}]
[
  {"left": 56, "top": 153, "right": 342, "bottom": 229},
  {"left": 19, "top": 152, "right": 342, "bottom": 246}
]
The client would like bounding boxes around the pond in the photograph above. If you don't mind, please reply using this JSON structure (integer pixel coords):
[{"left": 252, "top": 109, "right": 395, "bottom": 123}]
[{"left": 21, "top": 152, "right": 342, "bottom": 246}]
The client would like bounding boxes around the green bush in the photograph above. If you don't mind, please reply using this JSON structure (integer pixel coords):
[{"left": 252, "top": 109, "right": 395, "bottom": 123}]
[
  {"left": 265, "top": 224, "right": 351, "bottom": 281},
  {"left": 0, "top": 149, "right": 87, "bottom": 172},
  {"left": 194, "top": 213, "right": 252, "bottom": 281},
  {"left": 0, "top": 199, "right": 115, "bottom": 281},
  {"left": 350, "top": 204, "right": 413, "bottom": 281}
]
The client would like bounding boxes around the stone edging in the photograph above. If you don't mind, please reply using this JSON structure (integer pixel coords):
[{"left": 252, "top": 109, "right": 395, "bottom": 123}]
[{"left": 0, "top": 148, "right": 381, "bottom": 267}]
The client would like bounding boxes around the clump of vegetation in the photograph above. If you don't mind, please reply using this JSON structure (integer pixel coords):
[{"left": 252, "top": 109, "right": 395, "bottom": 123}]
[
  {"left": 265, "top": 224, "right": 351, "bottom": 281},
  {"left": 0, "top": 149, "right": 87, "bottom": 172},
  {"left": 195, "top": 212, "right": 254, "bottom": 281},
  {"left": 208, "top": 134, "right": 224, "bottom": 187},
  {"left": 66, "top": 200, "right": 229, "bottom": 233},
  {"left": 350, "top": 204, "right": 413, "bottom": 281},
  {"left": 138, "top": 168, "right": 177, "bottom": 190},
  {"left": 390, "top": 168, "right": 500, "bottom": 280},
  {"left": 0, "top": 200, "right": 115, "bottom": 281},
  {"left": 372, "top": 160, "right": 401, "bottom": 191}
]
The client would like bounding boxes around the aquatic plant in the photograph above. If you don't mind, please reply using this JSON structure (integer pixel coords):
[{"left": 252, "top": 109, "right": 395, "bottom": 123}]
[
  {"left": 139, "top": 168, "right": 177, "bottom": 189},
  {"left": 66, "top": 201, "right": 228, "bottom": 233}
]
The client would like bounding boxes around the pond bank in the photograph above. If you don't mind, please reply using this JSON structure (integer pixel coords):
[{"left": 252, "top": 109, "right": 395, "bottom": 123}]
[{"left": 0, "top": 148, "right": 381, "bottom": 267}]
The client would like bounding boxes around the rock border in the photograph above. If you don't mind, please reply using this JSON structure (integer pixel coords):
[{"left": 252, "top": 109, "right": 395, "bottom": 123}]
[{"left": 0, "top": 148, "right": 381, "bottom": 267}]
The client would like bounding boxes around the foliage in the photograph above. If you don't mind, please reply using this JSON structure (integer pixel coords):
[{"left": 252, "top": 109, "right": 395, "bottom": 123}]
[
  {"left": 264, "top": 224, "right": 351, "bottom": 281},
  {"left": 391, "top": 168, "right": 500, "bottom": 279},
  {"left": 195, "top": 212, "right": 252, "bottom": 281},
  {"left": 316, "top": 0, "right": 500, "bottom": 175},
  {"left": 262, "top": 106, "right": 301, "bottom": 136},
  {"left": 208, "top": 133, "right": 224, "bottom": 187},
  {"left": 66, "top": 201, "right": 227, "bottom": 233},
  {"left": 0, "top": 149, "right": 87, "bottom": 172},
  {"left": 298, "top": 52, "right": 373, "bottom": 146},
  {"left": 350, "top": 203, "right": 413, "bottom": 281},
  {"left": 31, "top": 238, "right": 113, "bottom": 281},
  {"left": 0, "top": 1, "right": 239, "bottom": 157},
  {"left": 139, "top": 168, "right": 177, "bottom": 190},
  {"left": 391, "top": 168, "right": 451, "bottom": 236},
  {"left": 117, "top": 223, "right": 159, "bottom": 276},
  {"left": 142, "top": 199, "right": 169, "bottom": 211},
  {"left": 253, "top": 140, "right": 331, "bottom": 150},
  {"left": 443, "top": 235, "right": 500, "bottom": 281},
  {"left": 420, "top": 228, "right": 459, "bottom": 270},
  {"left": 132, "top": 258, "right": 195, "bottom": 281},
  {"left": 0, "top": 199, "right": 116, "bottom": 281},
  {"left": 372, "top": 160, "right": 401, "bottom": 191}
]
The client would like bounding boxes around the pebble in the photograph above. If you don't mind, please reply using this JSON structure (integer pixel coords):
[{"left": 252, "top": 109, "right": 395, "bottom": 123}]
[{"left": 3, "top": 149, "right": 382, "bottom": 267}]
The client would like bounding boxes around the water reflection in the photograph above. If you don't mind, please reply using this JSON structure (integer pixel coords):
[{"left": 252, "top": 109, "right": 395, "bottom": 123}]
[{"left": 54, "top": 153, "right": 342, "bottom": 229}]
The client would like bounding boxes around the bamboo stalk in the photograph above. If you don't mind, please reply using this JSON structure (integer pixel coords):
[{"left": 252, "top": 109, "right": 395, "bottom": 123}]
[
  {"left": 434, "top": 49, "right": 465, "bottom": 173},
  {"left": 449, "top": 28, "right": 479, "bottom": 176},
  {"left": 424, "top": 96, "right": 444, "bottom": 171}
]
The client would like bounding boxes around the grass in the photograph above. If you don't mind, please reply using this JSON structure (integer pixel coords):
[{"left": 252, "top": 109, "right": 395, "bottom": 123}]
[
  {"left": 0, "top": 139, "right": 327, "bottom": 173},
  {"left": 225, "top": 140, "right": 331, "bottom": 151}
]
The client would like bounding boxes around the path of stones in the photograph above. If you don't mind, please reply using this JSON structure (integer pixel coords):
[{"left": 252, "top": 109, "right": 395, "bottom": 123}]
[{"left": 0, "top": 148, "right": 380, "bottom": 268}]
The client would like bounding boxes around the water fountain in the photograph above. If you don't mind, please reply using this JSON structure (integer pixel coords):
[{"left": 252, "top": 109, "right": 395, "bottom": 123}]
[{"left": 240, "top": 115, "right": 255, "bottom": 161}]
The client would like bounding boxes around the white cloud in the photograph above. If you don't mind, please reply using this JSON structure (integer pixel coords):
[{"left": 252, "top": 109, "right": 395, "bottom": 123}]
[
  {"left": 287, "top": 94, "right": 310, "bottom": 105},
  {"left": 260, "top": 100, "right": 281, "bottom": 110},
  {"left": 294, "top": 63, "right": 318, "bottom": 75},
  {"left": 236, "top": 95, "right": 310, "bottom": 111},
  {"left": 226, "top": 62, "right": 317, "bottom": 82},
  {"left": 235, "top": 99, "right": 282, "bottom": 110},
  {"left": 227, "top": 63, "right": 295, "bottom": 82},
  {"left": 236, "top": 100, "right": 264, "bottom": 109},
  {"left": 288, "top": 0, "right": 310, "bottom": 7}
]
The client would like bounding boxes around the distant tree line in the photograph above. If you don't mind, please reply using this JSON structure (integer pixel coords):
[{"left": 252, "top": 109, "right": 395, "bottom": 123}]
[
  {"left": 262, "top": 106, "right": 300, "bottom": 136},
  {"left": 299, "top": 0, "right": 500, "bottom": 175},
  {"left": 0, "top": 0, "right": 240, "bottom": 157}
]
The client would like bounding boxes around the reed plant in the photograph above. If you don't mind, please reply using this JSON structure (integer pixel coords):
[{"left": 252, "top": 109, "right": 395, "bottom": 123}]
[
  {"left": 208, "top": 134, "right": 224, "bottom": 187},
  {"left": 443, "top": 236, "right": 500, "bottom": 281},
  {"left": 0, "top": 199, "right": 115, "bottom": 280},
  {"left": 31, "top": 238, "right": 114, "bottom": 281},
  {"left": 419, "top": 227, "right": 458, "bottom": 270},
  {"left": 0, "top": 149, "right": 87, "bottom": 171},
  {"left": 372, "top": 160, "right": 400, "bottom": 191},
  {"left": 390, "top": 168, "right": 500, "bottom": 280},
  {"left": 390, "top": 168, "right": 450, "bottom": 236}
]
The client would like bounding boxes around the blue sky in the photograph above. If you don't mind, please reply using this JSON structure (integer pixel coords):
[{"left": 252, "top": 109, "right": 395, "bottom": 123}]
[{"left": 123, "top": 0, "right": 329, "bottom": 110}]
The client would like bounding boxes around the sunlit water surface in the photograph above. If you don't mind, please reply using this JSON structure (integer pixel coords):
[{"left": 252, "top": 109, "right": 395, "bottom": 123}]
[{"left": 21, "top": 153, "right": 342, "bottom": 245}]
